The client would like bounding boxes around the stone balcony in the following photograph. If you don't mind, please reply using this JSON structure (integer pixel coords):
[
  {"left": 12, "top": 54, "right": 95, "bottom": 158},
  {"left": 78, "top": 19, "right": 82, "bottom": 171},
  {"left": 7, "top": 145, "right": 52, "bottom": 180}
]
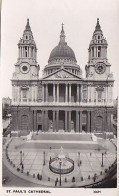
[{"left": 11, "top": 100, "right": 114, "bottom": 107}]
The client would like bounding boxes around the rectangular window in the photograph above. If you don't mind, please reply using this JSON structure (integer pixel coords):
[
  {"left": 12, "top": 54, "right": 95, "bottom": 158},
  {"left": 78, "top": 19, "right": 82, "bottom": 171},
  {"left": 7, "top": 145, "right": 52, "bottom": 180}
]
[
  {"left": 97, "top": 91, "right": 102, "bottom": 102},
  {"left": 22, "top": 90, "right": 28, "bottom": 102},
  {"left": 98, "top": 46, "right": 101, "bottom": 57}
]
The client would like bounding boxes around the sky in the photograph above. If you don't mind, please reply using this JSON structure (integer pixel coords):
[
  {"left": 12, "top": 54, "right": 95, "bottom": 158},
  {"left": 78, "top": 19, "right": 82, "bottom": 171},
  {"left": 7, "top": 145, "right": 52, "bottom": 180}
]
[{"left": 1, "top": 0, "right": 119, "bottom": 99}]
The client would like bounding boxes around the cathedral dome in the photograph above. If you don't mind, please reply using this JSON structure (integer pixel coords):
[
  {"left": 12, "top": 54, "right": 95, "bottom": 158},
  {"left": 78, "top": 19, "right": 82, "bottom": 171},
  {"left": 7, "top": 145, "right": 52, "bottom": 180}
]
[
  {"left": 48, "top": 24, "right": 77, "bottom": 63},
  {"left": 48, "top": 43, "right": 76, "bottom": 62}
]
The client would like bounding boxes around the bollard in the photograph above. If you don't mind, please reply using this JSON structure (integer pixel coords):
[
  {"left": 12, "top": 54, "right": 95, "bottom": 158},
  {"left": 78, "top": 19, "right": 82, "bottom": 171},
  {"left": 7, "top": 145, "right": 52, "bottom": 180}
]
[
  {"left": 72, "top": 177, "right": 75, "bottom": 182},
  {"left": 39, "top": 175, "right": 42, "bottom": 180},
  {"left": 65, "top": 177, "right": 67, "bottom": 182}
]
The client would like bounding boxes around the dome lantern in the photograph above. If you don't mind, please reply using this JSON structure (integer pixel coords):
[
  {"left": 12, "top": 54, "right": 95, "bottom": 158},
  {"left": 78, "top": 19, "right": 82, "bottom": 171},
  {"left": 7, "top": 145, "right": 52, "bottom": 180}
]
[{"left": 48, "top": 24, "right": 77, "bottom": 63}]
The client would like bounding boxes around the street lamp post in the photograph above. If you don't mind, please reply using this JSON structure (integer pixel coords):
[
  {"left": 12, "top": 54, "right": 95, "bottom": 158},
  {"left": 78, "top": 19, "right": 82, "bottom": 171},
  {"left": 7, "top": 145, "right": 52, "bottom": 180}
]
[
  {"left": 43, "top": 151, "right": 45, "bottom": 166},
  {"left": 101, "top": 152, "right": 104, "bottom": 167},
  {"left": 20, "top": 151, "right": 22, "bottom": 165},
  {"left": 59, "top": 159, "right": 62, "bottom": 186},
  {"left": 78, "top": 152, "right": 80, "bottom": 166}
]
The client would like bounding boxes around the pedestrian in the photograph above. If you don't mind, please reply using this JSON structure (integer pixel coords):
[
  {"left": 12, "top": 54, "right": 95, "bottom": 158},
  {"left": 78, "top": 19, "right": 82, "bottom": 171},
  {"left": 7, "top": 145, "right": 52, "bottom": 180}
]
[
  {"left": 55, "top": 180, "right": 57, "bottom": 186},
  {"left": 50, "top": 146, "right": 51, "bottom": 150},
  {"left": 37, "top": 173, "right": 40, "bottom": 180}
]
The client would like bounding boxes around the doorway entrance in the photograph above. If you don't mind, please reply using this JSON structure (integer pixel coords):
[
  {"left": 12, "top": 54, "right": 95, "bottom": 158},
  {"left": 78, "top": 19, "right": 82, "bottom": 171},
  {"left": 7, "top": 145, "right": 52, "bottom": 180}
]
[{"left": 38, "top": 124, "right": 42, "bottom": 132}]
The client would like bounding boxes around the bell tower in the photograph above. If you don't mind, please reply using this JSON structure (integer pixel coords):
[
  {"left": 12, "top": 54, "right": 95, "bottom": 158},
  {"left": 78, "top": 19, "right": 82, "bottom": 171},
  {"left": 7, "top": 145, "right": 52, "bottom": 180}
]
[
  {"left": 12, "top": 19, "right": 40, "bottom": 104},
  {"left": 85, "top": 18, "right": 113, "bottom": 80},
  {"left": 12, "top": 19, "right": 39, "bottom": 80}
]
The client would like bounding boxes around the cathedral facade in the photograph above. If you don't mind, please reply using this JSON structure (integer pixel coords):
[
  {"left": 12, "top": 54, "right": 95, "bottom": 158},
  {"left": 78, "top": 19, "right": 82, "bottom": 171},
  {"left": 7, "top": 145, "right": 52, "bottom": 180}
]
[{"left": 11, "top": 19, "right": 114, "bottom": 135}]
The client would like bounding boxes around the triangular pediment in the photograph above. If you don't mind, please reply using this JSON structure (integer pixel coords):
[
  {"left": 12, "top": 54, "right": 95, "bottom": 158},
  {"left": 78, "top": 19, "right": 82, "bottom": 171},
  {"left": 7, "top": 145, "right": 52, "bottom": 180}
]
[{"left": 42, "top": 68, "right": 82, "bottom": 80}]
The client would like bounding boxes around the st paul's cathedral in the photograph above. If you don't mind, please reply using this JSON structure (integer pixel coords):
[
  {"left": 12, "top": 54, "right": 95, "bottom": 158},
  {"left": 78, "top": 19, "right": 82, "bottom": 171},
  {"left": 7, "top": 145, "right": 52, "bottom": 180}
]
[{"left": 11, "top": 19, "right": 114, "bottom": 135}]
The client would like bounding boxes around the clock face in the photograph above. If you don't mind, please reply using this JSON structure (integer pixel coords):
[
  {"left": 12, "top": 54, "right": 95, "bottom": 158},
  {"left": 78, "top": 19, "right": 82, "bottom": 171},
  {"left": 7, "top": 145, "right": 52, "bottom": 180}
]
[
  {"left": 20, "top": 63, "right": 30, "bottom": 74},
  {"left": 95, "top": 63, "right": 106, "bottom": 74}
]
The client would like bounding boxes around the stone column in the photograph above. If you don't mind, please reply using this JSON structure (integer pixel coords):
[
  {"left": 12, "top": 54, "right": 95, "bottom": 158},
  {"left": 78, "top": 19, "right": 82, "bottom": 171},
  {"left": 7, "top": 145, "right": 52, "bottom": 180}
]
[
  {"left": 53, "top": 84, "right": 55, "bottom": 102},
  {"left": 45, "top": 110, "right": 48, "bottom": 131},
  {"left": 87, "top": 111, "right": 91, "bottom": 133},
  {"left": 69, "top": 84, "right": 71, "bottom": 102},
  {"left": 53, "top": 111, "right": 56, "bottom": 132},
  {"left": 35, "top": 85, "right": 37, "bottom": 102},
  {"left": 28, "top": 47, "right": 29, "bottom": 57},
  {"left": 77, "top": 84, "right": 79, "bottom": 102},
  {"left": 56, "top": 111, "right": 59, "bottom": 132},
  {"left": 107, "top": 110, "right": 111, "bottom": 132},
  {"left": 42, "top": 84, "right": 44, "bottom": 102},
  {"left": 65, "top": 111, "right": 67, "bottom": 132},
  {"left": 42, "top": 111, "right": 44, "bottom": 132},
  {"left": 29, "top": 110, "right": 33, "bottom": 131},
  {"left": 17, "top": 86, "right": 19, "bottom": 103},
  {"left": 94, "top": 47, "right": 96, "bottom": 58},
  {"left": 57, "top": 84, "right": 59, "bottom": 102},
  {"left": 76, "top": 111, "right": 79, "bottom": 132},
  {"left": 34, "top": 110, "right": 37, "bottom": 131},
  {"left": 23, "top": 47, "right": 25, "bottom": 57},
  {"left": 106, "top": 86, "right": 108, "bottom": 103},
  {"left": 69, "top": 111, "right": 71, "bottom": 132},
  {"left": 46, "top": 84, "right": 48, "bottom": 102},
  {"left": 65, "top": 84, "right": 68, "bottom": 102},
  {"left": 79, "top": 111, "right": 82, "bottom": 132}
]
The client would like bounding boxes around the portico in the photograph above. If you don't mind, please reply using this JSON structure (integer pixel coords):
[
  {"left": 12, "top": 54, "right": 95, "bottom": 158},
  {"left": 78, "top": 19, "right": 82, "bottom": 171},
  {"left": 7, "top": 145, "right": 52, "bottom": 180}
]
[
  {"left": 32, "top": 109, "right": 93, "bottom": 133},
  {"left": 42, "top": 82, "right": 81, "bottom": 103}
]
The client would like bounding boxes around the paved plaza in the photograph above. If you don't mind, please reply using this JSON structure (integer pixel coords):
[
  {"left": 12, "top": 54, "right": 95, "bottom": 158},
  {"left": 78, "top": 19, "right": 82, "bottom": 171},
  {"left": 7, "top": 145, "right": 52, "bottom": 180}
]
[{"left": 3, "top": 136, "right": 116, "bottom": 187}]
